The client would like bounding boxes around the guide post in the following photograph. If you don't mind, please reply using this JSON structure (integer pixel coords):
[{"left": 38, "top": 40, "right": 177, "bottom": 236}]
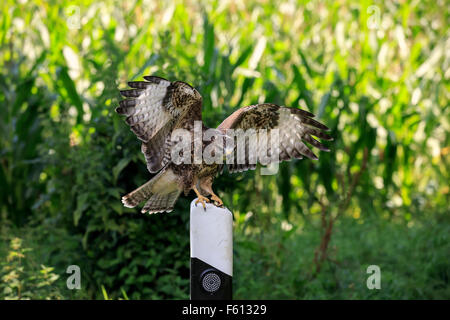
[{"left": 190, "top": 199, "right": 233, "bottom": 300}]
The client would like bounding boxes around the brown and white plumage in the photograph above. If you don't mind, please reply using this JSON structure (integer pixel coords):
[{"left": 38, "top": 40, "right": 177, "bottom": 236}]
[
  {"left": 217, "top": 103, "right": 333, "bottom": 173},
  {"left": 116, "top": 76, "right": 332, "bottom": 214},
  {"left": 117, "top": 76, "right": 202, "bottom": 173}
]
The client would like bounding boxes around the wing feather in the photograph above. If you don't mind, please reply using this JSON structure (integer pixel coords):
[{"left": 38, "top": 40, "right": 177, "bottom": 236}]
[
  {"left": 217, "top": 103, "right": 332, "bottom": 173},
  {"left": 116, "top": 76, "right": 202, "bottom": 173}
]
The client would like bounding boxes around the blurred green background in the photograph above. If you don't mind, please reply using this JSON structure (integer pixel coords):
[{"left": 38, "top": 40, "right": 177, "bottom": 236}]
[{"left": 0, "top": 0, "right": 449, "bottom": 299}]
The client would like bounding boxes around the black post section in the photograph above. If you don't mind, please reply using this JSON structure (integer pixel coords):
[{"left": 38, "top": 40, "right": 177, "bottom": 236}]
[{"left": 190, "top": 258, "right": 232, "bottom": 300}]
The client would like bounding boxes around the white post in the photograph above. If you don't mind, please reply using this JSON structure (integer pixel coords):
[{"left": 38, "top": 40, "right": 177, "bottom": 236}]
[{"left": 190, "top": 199, "right": 233, "bottom": 300}]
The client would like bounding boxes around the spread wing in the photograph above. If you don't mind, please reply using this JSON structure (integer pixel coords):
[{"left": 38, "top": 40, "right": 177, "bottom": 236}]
[
  {"left": 217, "top": 103, "right": 332, "bottom": 173},
  {"left": 116, "top": 76, "right": 202, "bottom": 173}
]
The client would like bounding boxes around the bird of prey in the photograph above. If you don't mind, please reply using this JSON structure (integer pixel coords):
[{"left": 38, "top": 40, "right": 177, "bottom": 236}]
[{"left": 116, "top": 76, "right": 332, "bottom": 213}]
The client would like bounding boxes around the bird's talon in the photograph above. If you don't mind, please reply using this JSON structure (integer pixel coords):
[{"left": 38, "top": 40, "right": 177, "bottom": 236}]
[
  {"left": 195, "top": 196, "right": 209, "bottom": 210},
  {"left": 211, "top": 195, "right": 224, "bottom": 208}
]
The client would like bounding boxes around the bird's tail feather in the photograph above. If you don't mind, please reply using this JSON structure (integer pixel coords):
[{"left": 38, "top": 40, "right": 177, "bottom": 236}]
[
  {"left": 141, "top": 190, "right": 181, "bottom": 214},
  {"left": 121, "top": 178, "right": 155, "bottom": 208},
  {"left": 121, "top": 167, "right": 181, "bottom": 213}
]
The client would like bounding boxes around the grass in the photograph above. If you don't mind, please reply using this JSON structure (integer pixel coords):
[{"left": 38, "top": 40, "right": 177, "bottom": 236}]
[{"left": 234, "top": 215, "right": 450, "bottom": 299}]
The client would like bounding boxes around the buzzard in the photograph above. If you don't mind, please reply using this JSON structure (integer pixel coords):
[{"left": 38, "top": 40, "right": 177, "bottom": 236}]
[{"left": 116, "top": 76, "right": 332, "bottom": 213}]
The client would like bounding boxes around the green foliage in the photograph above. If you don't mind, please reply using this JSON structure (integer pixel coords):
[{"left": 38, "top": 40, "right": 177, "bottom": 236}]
[
  {"left": 0, "top": 0, "right": 448, "bottom": 299},
  {"left": 38, "top": 95, "right": 191, "bottom": 299},
  {"left": 234, "top": 215, "right": 450, "bottom": 299},
  {"left": 0, "top": 237, "right": 63, "bottom": 299}
]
